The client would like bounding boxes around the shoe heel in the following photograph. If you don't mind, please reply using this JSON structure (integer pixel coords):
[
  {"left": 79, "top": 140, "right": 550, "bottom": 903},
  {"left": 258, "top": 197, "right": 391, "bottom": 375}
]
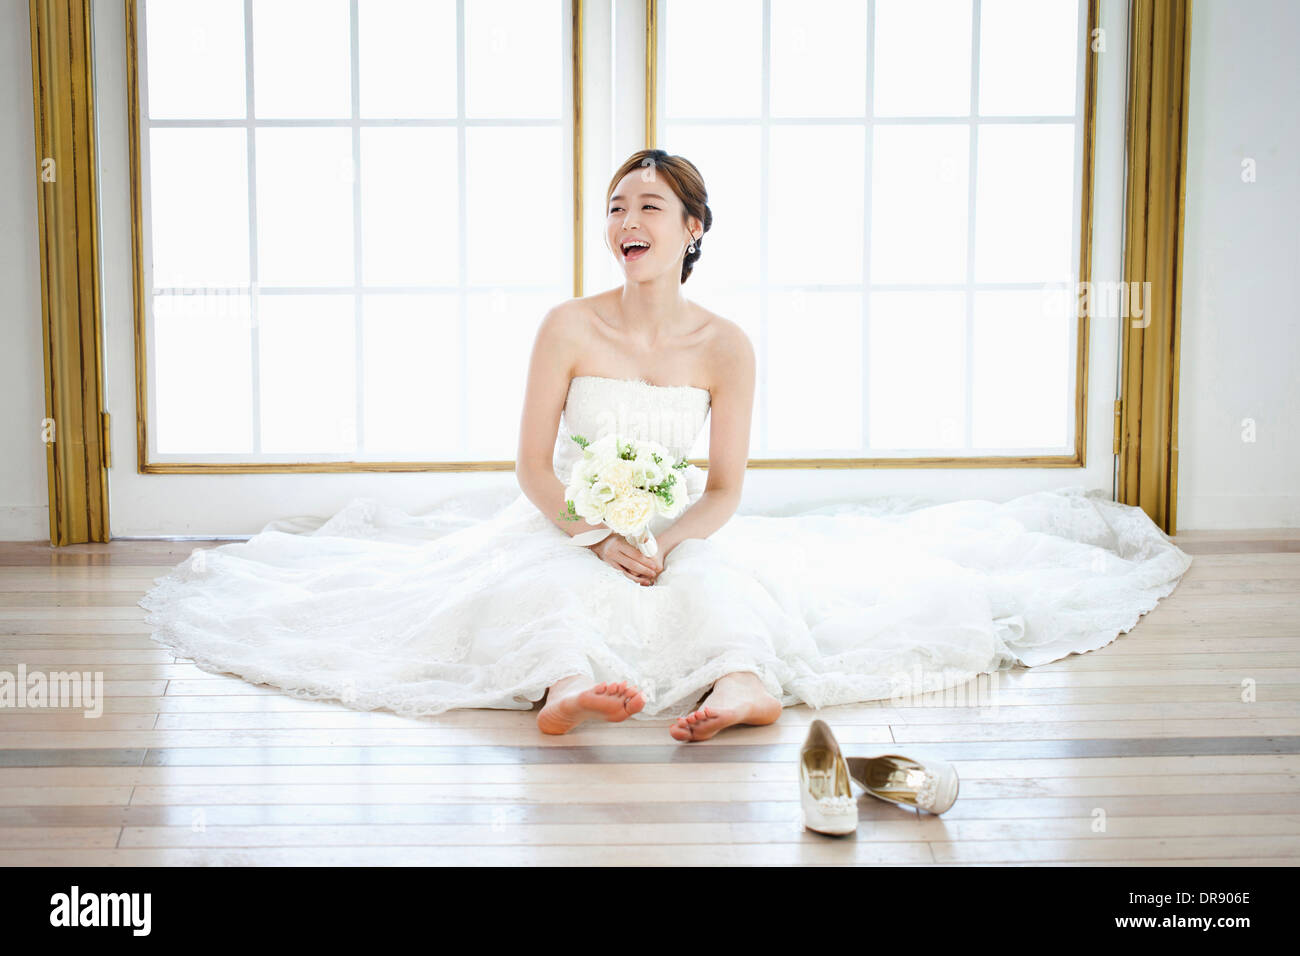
[{"left": 798, "top": 719, "right": 858, "bottom": 835}]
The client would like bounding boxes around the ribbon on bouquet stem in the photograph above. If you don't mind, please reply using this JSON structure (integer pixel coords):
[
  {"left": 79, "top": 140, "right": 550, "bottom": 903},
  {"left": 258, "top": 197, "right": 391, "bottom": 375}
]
[{"left": 568, "top": 524, "right": 659, "bottom": 558}]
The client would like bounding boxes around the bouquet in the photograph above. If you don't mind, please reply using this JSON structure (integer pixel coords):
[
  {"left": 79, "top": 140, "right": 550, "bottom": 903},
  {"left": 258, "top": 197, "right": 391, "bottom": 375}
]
[{"left": 558, "top": 433, "right": 691, "bottom": 557}]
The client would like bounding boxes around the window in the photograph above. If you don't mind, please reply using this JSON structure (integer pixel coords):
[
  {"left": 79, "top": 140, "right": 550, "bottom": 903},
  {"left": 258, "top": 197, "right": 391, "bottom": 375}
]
[
  {"left": 135, "top": 0, "right": 575, "bottom": 468},
  {"left": 653, "top": 0, "right": 1092, "bottom": 463}
]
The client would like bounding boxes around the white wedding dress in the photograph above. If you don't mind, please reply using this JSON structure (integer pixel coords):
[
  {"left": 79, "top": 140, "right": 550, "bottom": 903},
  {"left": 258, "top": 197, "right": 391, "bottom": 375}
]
[{"left": 139, "top": 374, "right": 1194, "bottom": 720}]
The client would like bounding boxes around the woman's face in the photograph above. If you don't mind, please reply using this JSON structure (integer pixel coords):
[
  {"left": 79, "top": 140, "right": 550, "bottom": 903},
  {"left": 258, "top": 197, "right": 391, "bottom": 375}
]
[{"left": 605, "top": 170, "right": 698, "bottom": 277}]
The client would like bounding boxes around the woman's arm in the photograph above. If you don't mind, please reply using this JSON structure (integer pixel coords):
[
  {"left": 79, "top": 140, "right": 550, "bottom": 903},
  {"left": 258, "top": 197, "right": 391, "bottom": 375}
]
[
  {"left": 514, "top": 304, "right": 595, "bottom": 538},
  {"left": 655, "top": 322, "right": 756, "bottom": 558},
  {"left": 519, "top": 467, "right": 596, "bottom": 539}
]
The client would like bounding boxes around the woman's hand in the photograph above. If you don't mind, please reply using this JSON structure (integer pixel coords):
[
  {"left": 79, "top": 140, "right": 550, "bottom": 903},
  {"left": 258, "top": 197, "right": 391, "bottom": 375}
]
[{"left": 590, "top": 536, "right": 665, "bottom": 586}]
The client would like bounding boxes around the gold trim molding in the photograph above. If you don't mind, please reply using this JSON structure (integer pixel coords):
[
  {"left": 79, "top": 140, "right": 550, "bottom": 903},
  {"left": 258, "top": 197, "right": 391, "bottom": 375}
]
[
  {"left": 1118, "top": 0, "right": 1193, "bottom": 534},
  {"left": 30, "top": 0, "right": 110, "bottom": 544}
]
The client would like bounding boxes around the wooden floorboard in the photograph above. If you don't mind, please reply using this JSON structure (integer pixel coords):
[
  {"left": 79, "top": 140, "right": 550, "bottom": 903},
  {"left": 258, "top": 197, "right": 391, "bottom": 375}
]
[{"left": 1, "top": 531, "right": 1298, "bottom": 866}]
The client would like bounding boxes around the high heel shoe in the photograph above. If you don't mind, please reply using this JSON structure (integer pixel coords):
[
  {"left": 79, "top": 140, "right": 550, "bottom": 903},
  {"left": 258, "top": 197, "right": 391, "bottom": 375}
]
[
  {"left": 846, "top": 754, "right": 959, "bottom": 815},
  {"left": 798, "top": 719, "right": 858, "bottom": 835}
]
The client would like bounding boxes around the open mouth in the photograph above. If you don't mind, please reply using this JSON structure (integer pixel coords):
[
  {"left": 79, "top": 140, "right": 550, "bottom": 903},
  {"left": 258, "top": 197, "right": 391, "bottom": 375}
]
[{"left": 621, "top": 240, "right": 651, "bottom": 261}]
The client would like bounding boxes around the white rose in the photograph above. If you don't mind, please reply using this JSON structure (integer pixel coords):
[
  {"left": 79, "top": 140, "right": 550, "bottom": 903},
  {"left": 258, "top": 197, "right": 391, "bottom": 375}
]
[
  {"left": 600, "top": 458, "right": 638, "bottom": 498},
  {"left": 603, "top": 490, "right": 656, "bottom": 535}
]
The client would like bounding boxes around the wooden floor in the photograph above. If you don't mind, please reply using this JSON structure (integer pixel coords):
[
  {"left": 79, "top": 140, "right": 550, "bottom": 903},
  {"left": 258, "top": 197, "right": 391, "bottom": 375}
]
[{"left": 1, "top": 530, "right": 1298, "bottom": 866}]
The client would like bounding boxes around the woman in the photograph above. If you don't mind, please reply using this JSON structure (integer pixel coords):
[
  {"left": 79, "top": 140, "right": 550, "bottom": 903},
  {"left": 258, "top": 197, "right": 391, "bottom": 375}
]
[
  {"left": 139, "top": 149, "right": 1193, "bottom": 743},
  {"left": 522, "top": 149, "right": 781, "bottom": 740}
]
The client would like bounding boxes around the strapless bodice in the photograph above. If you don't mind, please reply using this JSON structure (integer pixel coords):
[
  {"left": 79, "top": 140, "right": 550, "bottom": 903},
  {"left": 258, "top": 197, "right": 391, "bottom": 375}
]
[{"left": 552, "top": 375, "right": 711, "bottom": 505}]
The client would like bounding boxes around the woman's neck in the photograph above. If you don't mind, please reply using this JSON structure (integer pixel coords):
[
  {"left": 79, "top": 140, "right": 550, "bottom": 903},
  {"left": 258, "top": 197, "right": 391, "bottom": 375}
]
[{"left": 616, "top": 279, "right": 688, "bottom": 344}]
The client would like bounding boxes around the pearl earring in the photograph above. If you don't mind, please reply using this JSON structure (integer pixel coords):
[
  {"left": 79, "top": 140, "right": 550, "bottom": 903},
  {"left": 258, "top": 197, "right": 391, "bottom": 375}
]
[{"left": 687, "top": 235, "right": 697, "bottom": 254}]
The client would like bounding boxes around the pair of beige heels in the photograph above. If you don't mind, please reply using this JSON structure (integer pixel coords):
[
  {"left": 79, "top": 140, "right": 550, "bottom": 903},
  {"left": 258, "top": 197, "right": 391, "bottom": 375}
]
[{"left": 798, "top": 718, "right": 960, "bottom": 836}]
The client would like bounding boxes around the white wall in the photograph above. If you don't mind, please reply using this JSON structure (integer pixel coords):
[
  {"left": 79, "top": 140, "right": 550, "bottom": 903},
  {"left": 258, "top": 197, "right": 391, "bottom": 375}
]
[
  {"left": 1176, "top": 0, "right": 1300, "bottom": 528},
  {"left": 0, "top": 0, "right": 48, "bottom": 541}
]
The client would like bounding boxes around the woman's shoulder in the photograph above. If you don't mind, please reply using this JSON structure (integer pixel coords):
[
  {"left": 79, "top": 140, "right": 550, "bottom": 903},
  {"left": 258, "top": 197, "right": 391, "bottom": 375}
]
[
  {"left": 689, "top": 305, "right": 755, "bottom": 374},
  {"left": 547, "top": 293, "right": 610, "bottom": 338},
  {"left": 690, "top": 303, "right": 748, "bottom": 345},
  {"left": 533, "top": 297, "right": 598, "bottom": 354}
]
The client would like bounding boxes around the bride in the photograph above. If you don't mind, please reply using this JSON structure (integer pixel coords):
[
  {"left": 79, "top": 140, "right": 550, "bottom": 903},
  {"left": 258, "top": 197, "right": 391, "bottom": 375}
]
[{"left": 139, "top": 149, "right": 1193, "bottom": 743}]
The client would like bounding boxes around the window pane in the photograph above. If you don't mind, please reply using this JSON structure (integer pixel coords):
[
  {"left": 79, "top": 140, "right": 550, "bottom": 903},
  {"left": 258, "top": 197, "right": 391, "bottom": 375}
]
[
  {"left": 661, "top": 124, "right": 762, "bottom": 287},
  {"left": 665, "top": 0, "right": 761, "bottom": 119},
  {"left": 149, "top": 128, "right": 250, "bottom": 288},
  {"left": 154, "top": 294, "right": 253, "bottom": 454},
  {"left": 871, "top": 125, "right": 969, "bottom": 283},
  {"left": 771, "top": 0, "right": 867, "bottom": 119},
  {"left": 465, "top": 291, "right": 562, "bottom": 457},
  {"left": 974, "top": 124, "right": 1075, "bottom": 283},
  {"left": 359, "top": 0, "right": 457, "bottom": 118},
  {"left": 252, "top": 0, "right": 352, "bottom": 119},
  {"left": 873, "top": 0, "right": 971, "bottom": 118},
  {"left": 363, "top": 294, "right": 461, "bottom": 456},
  {"left": 869, "top": 292, "right": 966, "bottom": 451},
  {"left": 466, "top": 126, "right": 565, "bottom": 286},
  {"left": 257, "top": 294, "right": 356, "bottom": 453},
  {"left": 361, "top": 128, "right": 460, "bottom": 286},
  {"left": 972, "top": 290, "right": 1071, "bottom": 448},
  {"left": 145, "top": 0, "right": 245, "bottom": 119},
  {"left": 255, "top": 127, "right": 355, "bottom": 286},
  {"left": 767, "top": 290, "right": 862, "bottom": 452},
  {"left": 770, "top": 125, "right": 864, "bottom": 285},
  {"left": 465, "top": 0, "right": 561, "bottom": 119},
  {"left": 979, "top": 0, "right": 1079, "bottom": 116}
]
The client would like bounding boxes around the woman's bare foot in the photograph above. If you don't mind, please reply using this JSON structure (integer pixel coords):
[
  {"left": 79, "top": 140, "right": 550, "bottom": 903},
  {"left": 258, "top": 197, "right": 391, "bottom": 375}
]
[
  {"left": 537, "top": 675, "right": 646, "bottom": 735},
  {"left": 670, "top": 671, "right": 782, "bottom": 742}
]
